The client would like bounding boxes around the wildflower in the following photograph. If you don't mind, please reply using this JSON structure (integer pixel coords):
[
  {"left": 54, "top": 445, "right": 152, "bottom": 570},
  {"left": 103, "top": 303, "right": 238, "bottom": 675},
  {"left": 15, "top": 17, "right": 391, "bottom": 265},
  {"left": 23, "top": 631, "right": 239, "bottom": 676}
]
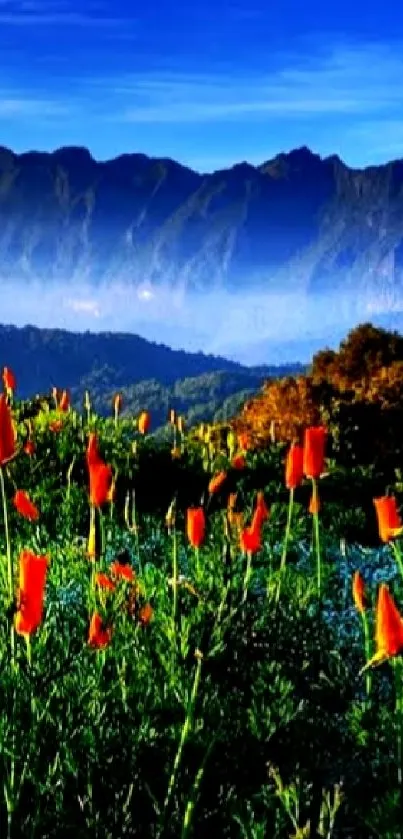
[
  {"left": 113, "top": 393, "right": 122, "bottom": 415},
  {"left": 169, "top": 408, "right": 176, "bottom": 425},
  {"left": 2, "top": 366, "right": 16, "bottom": 393},
  {"left": 111, "top": 561, "right": 135, "bottom": 582},
  {"left": 88, "top": 612, "right": 112, "bottom": 648},
  {"left": 49, "top": 420, "right": 63, "bottom": 433},
  {"left": 208, "top": 470, "right": 227, "bottom": 494},
  {"left": 285, "top": 443, "right": 304, "bottom": 489},
  {"left": 107, "top": 475, "right": 116, "bottom": 503},
  {"left": 86, "top": 432, "right": 100, "bottom": 465},
  {"left": 374, "top": 496, "right": 403, "bottom": 542},
  {"left": 13, "top": 490, "right": 39, "bottom": 521},
  {"left": 0, "top": 394, "right": 16, "bottom": 466},
  {"left": 138, "top": 411, "right": 151, "bottom": 434},
  {"left": 187, "top": 507, "right": 205, "bottom": 548},
  {"left": 24, "top": 439, "right": 36, "bottom": 456},
  {"left": 240, "top": 524, "right": 261, "bottom": 554},
  {"left": 309, "top": 489, "right": 320, "bottom": 515},
  {"left": 228, "top": 510, "right": 244, "bottom": 531},
  {"left": 303, "top": 426, "right": 327, "bottom": 479},
  {"left": 58, "top": 390, "right": 70, "bottom": 412},
  {"left": 352, "top": 570, "right": 367, "bottom": 614},
  {"left": 362, "top": 584, "right": 403, "bottom": 669},
  {"left": 254, "top": 491, "right": 269, "bottom": 528},
  {"left": 89, "top": 459, "right": 113, "bottom": 507},
  {"left": 232, "top": 453, "right": 246, "bottom": 469},
  {"left": 228, "top": 492, "right": 238, "bottom": 510},
  {"left": 95, "top": 573, "right": 116, "bottom": 592},
  {"left": 86, "top": 436, "right": 113, "bottom": 507},
  {"left": 14, "top": 549, "right": 49, "bottom": 636},
  {"left": 139, "top": 603, "right": 153, "bottom": 625},
  {"left": 165, "top": 498, "right": 176, "bottom": 530},
  {"left": 87, "top": 522, "right": 97, "bottom": 559},
  {"left": 84, "top": 390, "right": 91, "bottom": 413}
]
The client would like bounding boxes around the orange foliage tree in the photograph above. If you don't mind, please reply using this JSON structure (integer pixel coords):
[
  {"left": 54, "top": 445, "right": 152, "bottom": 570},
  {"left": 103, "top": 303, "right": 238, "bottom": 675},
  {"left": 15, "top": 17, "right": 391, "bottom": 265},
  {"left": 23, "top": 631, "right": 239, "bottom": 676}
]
[{"left": 231, "top": 323, "right": 403, "bottom": 472}]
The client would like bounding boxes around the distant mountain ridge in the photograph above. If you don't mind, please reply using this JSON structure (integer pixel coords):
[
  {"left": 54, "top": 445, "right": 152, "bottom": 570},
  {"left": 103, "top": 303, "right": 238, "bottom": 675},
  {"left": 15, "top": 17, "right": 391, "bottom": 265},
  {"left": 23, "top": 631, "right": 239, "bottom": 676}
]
[
  {"left": 0, "top": 323, "right": 306, "bottom": 426},
  {"left": 1, "top": 143, "right": 403, "bottom": 307}
]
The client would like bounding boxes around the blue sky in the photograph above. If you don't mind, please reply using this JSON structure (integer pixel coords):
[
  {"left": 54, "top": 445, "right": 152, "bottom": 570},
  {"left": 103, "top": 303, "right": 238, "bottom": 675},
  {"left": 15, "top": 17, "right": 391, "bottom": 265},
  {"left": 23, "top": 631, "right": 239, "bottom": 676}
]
[{"left": 1, "top": 0, "right": 403, "bottom": 171}]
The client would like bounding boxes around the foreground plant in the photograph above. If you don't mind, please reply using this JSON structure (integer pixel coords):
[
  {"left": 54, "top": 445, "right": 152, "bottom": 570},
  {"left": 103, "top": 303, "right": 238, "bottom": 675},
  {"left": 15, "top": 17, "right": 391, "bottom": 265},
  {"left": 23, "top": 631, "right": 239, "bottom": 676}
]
[
  {"left": 276, "top": 441, "right": 304, "bottom": 604},
  {"left": 303, "top": 426, "right": 327, "bottom": 597},
  {"left": 361, "top": 583, "right": 403, "bottom": 834}
]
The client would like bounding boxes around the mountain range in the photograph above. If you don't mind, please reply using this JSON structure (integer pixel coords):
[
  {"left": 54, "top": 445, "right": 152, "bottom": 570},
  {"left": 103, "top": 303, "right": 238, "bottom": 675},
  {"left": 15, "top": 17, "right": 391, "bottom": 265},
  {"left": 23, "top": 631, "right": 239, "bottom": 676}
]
[
  {"left": 3, "top": 142, "right": 403, "bottom": 363},
  {"left": 1, "top": 142, "right": 403, "bottom": 304},
  {"left": 0, "top": 323, "right": 305, "bottom": 428}
]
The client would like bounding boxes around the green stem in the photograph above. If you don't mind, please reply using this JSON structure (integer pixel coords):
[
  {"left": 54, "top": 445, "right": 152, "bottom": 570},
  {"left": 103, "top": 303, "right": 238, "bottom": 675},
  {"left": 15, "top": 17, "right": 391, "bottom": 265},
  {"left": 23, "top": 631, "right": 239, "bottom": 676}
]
[
  {"left": 194, "top": 545, "right": 200, "bottom": 578},
  {"left": 312, "top": 478, "right": 322, "bottom": 597},
  {"left": 393, "top": 541, "right": 403, "bottom": 583},
  {"left": 275, "top": 488, "right": 294, "bottom": 604},
  {"left": 0, "top": 466, "right": 13, "bottom": 603},
  {"left": 181, "top": 733, "right": 217, "bottom": 839},
  {"left": 132, "top": 490, "right": 142, "bottom": 575},
  {"left": 0, "top": 466, "right": 16, "bottom": 837},
  {"left": 99, "top": 507, "right": 105, "bottom": 559},
  {"left": 162, "top": 652, "right": 203, "bottom": 820},
  {"left": 66, "top": 456, "right": 75, "bottom": 501},
  {"left": 241, "top": 550, "right": 253, "bottom": 604},
  {"left": 172, "top": 524, "right": 178, "bottom": 628},
  {"left": 393, "top": 657, "right": 403, "bottom": 839},
  {"left": 362, "top": 612, "right": 372, "bottom": 699}
]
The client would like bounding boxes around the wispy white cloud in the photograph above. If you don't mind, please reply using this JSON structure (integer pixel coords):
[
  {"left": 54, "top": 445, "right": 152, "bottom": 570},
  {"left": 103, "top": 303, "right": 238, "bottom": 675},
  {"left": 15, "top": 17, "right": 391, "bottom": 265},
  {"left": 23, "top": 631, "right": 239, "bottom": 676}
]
[
  {"left": 0, "top": 95, "right": 72, "bottom": 117},
  {"left": 3, "top": 39, "right": 403, "bottom": 168},
  {"left": 82, "top": 41, "right": 403, "bottom": 125}
]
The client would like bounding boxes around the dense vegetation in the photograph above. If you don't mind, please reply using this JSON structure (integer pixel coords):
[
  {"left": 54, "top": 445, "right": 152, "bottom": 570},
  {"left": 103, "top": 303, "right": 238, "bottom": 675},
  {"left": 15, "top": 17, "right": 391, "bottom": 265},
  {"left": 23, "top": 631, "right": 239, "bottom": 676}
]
[
  {"left": 2, "top": 322, "right": 403, "bottom": 838},
  {"left": 236, "top": 322, "right": 403, "bottom": 479},
  {"left": 0, "top": 322, "right": 305, "bottom": 427}
]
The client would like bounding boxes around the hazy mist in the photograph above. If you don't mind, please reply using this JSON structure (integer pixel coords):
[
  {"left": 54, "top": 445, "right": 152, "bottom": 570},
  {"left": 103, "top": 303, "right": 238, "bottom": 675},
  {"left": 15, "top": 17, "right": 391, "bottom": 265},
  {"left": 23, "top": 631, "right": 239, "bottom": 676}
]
[{"left": 3, "top": 278, "right": 402, "bottom": 365}]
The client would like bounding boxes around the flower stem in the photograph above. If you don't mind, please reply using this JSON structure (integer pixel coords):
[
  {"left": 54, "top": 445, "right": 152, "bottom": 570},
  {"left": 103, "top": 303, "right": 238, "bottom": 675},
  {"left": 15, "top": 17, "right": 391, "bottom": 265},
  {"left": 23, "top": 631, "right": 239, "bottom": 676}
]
[
  {"left": 241, "top": 550, "right": 253, "bottom": 604},
  {"left": 393, "top": 541, "right": 403, "bottom": 583},
  {"left": 0, "top": 466, "right": 16, "bottom": 837},
  {"left": 131, "top": 490, "right": 142, "bottom": 575},
  {"left": 393, "top": 657, "right": 403, "bottom": 838},
  {"left": 172, "top": 524, "right": 178, "bottom": 628},
  {"left": 362, "top": 611, "right": 372, "bottom": 699},
  {"left": 98, "top": 507, "right": 105, "bottom": 559},
  {"left": 312, "top": 478, "right": 322, "bottom": 597},
  {"left": 162, "top": 652, "right": 203, "bottom": 824},
  {"left": 181, "top": 733, "right": 217, "bottom": 839},
  {"left": 0, "top": 466, "right": 13, "bottom": 603},
  {"left": 275, "top": 487, "right": 294, "bottom": 604}
]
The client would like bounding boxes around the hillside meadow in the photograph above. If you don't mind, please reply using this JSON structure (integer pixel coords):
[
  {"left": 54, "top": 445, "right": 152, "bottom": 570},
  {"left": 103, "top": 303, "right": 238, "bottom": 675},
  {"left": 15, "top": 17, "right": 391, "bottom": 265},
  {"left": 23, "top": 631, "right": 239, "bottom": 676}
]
[{"left": 2, "top": 325, "right": 403, "bottom": 838}]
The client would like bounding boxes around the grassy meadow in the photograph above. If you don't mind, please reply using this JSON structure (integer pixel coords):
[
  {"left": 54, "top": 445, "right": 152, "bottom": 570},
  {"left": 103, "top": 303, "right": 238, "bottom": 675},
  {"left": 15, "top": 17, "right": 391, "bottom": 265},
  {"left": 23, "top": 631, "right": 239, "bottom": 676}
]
[{"left": 0, "top": 366, "right": 403, "bottom": 839}]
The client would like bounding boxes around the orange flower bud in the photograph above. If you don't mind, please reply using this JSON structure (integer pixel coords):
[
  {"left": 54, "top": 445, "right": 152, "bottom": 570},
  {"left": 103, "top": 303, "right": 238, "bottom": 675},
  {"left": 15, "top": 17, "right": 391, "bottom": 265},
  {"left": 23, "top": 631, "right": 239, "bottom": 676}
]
[
  {"left": 285, "top": 443, "right": 304, "bottom": 489},
  {"left": 187, "top": 507, "right": 205, "bottom": 548},
  {"left": 303, "top": 426, "right": 327, "bottom": 479},
  {"left": 374, "top": 496, "right": 402, "bottom": 543},
  {"left": 352, "top": 570, "right": 367, "bottom": 614}
]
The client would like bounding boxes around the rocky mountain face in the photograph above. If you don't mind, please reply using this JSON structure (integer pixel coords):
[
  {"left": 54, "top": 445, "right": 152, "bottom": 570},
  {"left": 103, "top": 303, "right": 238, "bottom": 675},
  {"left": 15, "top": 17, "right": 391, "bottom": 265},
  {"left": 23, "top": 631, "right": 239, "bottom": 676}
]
[{"left": 1, "top": 144, "right": 403, "bottom": 305}]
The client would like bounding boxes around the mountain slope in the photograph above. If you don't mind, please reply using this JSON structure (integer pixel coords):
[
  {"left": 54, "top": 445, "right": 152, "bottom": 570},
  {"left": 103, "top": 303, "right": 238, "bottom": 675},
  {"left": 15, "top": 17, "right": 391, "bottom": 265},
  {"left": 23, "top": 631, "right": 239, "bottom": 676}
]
[
  {"left": 0, "top": 323, "right": 305, "bottom": 425},
  {"left": 1, "top": 144, "right": 403, "bottom": 304}
]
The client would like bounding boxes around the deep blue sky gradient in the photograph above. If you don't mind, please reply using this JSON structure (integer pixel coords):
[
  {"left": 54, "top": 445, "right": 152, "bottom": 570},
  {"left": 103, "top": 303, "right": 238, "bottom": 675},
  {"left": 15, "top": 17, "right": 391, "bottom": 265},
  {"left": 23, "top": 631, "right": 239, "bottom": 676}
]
[{"left": 1, "top": 0, "right": 403, "bottom": 171}]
